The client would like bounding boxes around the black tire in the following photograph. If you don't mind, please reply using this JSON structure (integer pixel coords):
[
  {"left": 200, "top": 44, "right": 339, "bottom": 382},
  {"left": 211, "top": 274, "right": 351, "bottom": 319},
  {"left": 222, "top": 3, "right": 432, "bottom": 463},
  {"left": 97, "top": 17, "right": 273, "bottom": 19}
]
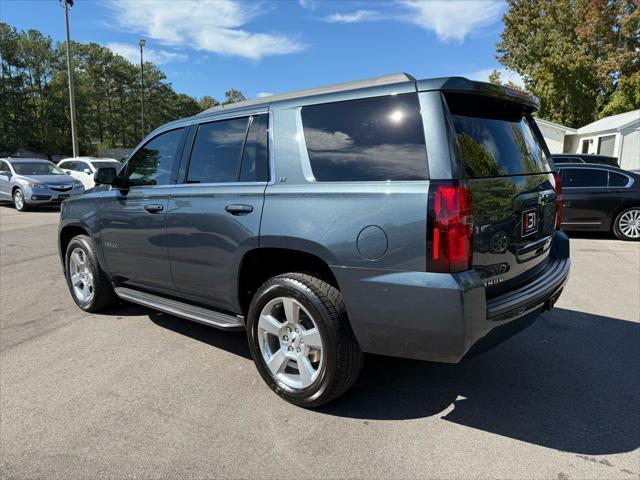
[
  {"left": 247, "top": 273, "right": 363, "bottom": 408},
  {"left": 13, "top": 188, "right": 28, "bottom": 212},
  {"left": 613, "top": 207, "right": 640, "bottom": 241},
  {"left": 65, "top": 234, "right": 117, "bottom": 312}
]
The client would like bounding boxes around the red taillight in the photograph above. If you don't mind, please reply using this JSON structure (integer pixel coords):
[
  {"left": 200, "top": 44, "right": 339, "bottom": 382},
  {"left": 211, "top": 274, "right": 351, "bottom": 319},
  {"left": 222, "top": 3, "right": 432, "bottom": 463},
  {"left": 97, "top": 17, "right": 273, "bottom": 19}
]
[
  {"left": 553, "top": 171, "right": 562, "bottom": 230},
  {"left": 427, "top": 181, "right": 473, "bottom": 273}
]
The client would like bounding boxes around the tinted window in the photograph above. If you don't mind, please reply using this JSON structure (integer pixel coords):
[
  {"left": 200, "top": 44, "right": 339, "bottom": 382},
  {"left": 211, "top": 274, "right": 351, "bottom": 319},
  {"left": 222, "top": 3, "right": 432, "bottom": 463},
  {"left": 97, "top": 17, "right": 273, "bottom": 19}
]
[
  {"left": 92, "top": 161, "right": 120, "bottom": 170},
  {"left": 564, "top": 168, "right": 608, "bottom": 188},
  {"left": 240, "top": 115, "right": 269, "bottom": 182},
  {"left": 60, "top": 161, "right": 77, "bottom": 171},
  {"left": 126, "top": 128, "right": 183, "bottom": 187},
  {"left": 77, "top": 161, "right": 91, "bottom": 172},
  {"left": 301, "top": 93, "right": 427, "bottom": 182},
  {"left": 609, "top": 171, "right": 629, "bottom": 187},
  {"left": 187, "top": 118, "right": 248, "bottom": 183},
  {"left": 0, "top": 161, "right": 9, "bottom": 173},
  {"left": 447, "top": 93, "right": 550, "bottom": 178},
  {"left": 11, "top": 162, "right": 64, "bottom": 176}
]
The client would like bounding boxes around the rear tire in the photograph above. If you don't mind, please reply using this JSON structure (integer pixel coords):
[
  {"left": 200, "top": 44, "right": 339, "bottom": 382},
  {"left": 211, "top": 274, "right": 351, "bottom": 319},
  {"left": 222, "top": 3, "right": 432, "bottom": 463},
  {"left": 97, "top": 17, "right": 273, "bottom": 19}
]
[
  {"left": 65, "top": 235, "right": 117, "bottom": 312},
  {"left": 13, "top": 189, "right": 28, "bottom": 212},
  {"left": 613, "top": 207, "right": 640, "bottom": 241},
  {"left": 247, "top": 273, "right": 363, "bottom": 407}
]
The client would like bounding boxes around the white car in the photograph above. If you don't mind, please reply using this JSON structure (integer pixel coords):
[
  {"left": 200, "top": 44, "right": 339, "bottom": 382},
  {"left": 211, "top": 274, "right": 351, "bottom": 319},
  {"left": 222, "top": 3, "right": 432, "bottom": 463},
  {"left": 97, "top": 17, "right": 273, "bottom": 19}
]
[{"left": 57, "top": 157, "right": 122, "bottom": 190}]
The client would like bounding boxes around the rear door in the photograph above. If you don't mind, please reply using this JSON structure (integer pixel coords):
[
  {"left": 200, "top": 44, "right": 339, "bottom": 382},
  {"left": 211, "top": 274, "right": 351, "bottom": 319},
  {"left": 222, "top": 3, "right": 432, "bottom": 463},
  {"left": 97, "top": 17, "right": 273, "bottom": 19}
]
[
  {"left": 560, "top": 167, "right": 624, "bottom": 230},
  {"left": 166, "top": 113, "right": 269, "bottom": 312},
  {"left": 444, "top": 93, "right": 557, "bottom": 294}
]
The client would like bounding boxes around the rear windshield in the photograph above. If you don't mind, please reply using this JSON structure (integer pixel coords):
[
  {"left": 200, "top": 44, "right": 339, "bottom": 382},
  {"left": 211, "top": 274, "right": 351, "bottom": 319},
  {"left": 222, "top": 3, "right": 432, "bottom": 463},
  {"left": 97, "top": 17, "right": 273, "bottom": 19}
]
[{"left": 446, "top": 93, "right": 551, "bottom": 178}]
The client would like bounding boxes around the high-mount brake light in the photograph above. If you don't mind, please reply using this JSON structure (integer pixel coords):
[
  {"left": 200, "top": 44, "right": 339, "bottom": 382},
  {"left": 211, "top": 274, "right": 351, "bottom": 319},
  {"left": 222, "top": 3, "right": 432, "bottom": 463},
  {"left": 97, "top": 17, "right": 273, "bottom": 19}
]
[{"left": 427, "top": 181, "right": 473, "bottom": 273}]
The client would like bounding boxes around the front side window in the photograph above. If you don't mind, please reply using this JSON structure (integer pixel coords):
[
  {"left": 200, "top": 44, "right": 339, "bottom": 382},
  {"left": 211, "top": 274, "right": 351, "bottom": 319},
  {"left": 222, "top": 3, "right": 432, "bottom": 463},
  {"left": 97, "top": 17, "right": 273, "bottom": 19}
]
[
  {"left": 563, "top": 168, "right": 608, "bottom": 188},
  {"left": 126, "top": 128, "right": 184, "bottom": 187},
  {"left": 12, "top": 162, "right": 65, "bottom": 176},
  {"left": 0, "top": 161, "right": 10, "bottom": 174},
  {"left": 301, "top": 93, "right": 427, "bottom": 182},
  {"left": 186, "top": 117, "right": 248, "bottom": 183}
]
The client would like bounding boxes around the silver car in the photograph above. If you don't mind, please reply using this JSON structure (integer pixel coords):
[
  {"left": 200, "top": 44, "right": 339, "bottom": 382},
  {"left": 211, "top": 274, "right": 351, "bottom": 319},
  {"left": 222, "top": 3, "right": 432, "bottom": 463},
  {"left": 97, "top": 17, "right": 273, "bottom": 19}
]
[{"left": 0, "top": 158, "right": 84, "bottom": 211}]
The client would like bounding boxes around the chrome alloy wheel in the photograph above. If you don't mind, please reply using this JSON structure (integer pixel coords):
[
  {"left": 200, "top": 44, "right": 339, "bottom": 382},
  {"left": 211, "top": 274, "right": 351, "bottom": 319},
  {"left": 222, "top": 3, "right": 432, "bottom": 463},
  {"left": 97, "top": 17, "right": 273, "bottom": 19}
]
[
  {"left": 618, "top": 209, "right": 640, "bottom": 239},
  {"left": 257, "top": 297, "right": 324, "bottom": 390},
  {"left": 13, "top": 190, "right": 24, "bottom": 210},
  {"left": 69, "top": 247, "right": 94, "bottom": 303}
]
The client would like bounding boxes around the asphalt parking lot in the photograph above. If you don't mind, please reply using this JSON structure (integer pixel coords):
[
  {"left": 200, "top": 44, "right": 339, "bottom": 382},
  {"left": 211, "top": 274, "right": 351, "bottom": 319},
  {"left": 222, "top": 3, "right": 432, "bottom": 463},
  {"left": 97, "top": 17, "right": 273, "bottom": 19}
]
[{"left": 1, "top": 205, "right": 638, "bottom": 480}]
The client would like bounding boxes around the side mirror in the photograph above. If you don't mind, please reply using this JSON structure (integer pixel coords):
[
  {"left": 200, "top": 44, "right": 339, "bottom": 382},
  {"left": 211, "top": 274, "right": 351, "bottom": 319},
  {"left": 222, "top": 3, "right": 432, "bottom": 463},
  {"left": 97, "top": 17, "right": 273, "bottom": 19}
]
[
  {"left": 83, "top": 168, "right": 92, "bottom": 174},
  {"left": 94, "top": 167, "right": 118, "bottom": 185}
]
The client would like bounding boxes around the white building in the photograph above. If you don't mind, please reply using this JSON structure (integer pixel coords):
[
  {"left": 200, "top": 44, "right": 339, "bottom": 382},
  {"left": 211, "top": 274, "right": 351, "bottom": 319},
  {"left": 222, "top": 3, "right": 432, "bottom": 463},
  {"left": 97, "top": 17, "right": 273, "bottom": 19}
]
[{"left": 535, "top": 109, "right": 640, "bottom": 171}]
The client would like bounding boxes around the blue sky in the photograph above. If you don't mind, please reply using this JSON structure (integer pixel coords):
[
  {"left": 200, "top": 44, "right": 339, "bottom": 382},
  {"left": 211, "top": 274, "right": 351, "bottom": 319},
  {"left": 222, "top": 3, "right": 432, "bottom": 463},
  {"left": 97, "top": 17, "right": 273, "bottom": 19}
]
[{"left": 2, "top": 0, "right": 521, "bottom": 101}]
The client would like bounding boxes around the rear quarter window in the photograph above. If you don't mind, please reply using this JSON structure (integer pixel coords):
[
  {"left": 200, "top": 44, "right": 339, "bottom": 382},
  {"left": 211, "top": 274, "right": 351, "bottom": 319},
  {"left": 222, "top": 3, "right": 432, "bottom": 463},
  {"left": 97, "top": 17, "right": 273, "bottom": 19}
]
[
  {"left": 446, "top": 93, "right": 551, "bottom": 178},
  {"left": 301, "top": 93, "right": 427, "bottom": 182}
]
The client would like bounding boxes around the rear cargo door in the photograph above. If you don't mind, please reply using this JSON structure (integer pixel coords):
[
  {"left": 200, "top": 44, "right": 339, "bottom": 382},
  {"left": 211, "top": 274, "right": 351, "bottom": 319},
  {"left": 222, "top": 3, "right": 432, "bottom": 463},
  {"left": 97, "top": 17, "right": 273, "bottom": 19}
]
[{"left": 445, "top": 93, "right": 557, "bottom": 296}]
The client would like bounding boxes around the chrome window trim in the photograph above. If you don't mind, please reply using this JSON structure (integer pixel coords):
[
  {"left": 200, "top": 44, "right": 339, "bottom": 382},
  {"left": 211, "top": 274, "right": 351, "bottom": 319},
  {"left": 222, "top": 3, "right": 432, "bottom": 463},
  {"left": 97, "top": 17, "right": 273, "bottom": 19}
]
[{"left": 559, "top": 166, "right": 634, "bottom": 189}]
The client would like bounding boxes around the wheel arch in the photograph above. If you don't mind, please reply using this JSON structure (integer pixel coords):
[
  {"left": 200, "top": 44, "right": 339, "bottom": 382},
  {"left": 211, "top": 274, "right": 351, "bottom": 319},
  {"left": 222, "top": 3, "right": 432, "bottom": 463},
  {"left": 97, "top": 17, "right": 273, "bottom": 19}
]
[
  {"left": 59, "top": 223, "right": 97, "bottom": 273},
  {"left": 237, "top": 247, "right": 340, "bottom": 317}
]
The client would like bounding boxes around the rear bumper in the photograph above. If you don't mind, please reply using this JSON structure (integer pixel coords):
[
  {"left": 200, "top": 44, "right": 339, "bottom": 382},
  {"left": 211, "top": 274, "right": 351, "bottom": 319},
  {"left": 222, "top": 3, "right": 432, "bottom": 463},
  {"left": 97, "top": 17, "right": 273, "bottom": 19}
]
[{"left": 333, "top": 231, "right": 570, "bottom": 363}]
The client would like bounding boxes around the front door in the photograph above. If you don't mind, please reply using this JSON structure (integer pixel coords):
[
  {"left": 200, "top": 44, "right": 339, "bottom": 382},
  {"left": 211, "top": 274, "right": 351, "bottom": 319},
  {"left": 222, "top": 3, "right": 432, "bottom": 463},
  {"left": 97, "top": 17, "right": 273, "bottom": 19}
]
[
  {"left": 99, "top": 127, "right": 186, "bottom": 293},
  {"left": 167, "top": 114, "right": 269, "bottom": 311}
]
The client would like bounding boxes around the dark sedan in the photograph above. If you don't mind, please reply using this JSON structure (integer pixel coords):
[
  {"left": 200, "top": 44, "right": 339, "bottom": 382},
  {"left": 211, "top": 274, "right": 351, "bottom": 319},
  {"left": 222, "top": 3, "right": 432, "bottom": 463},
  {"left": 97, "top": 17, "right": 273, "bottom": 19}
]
[{"left": 556, "top": 163, "right": 640, "bottom": 240}]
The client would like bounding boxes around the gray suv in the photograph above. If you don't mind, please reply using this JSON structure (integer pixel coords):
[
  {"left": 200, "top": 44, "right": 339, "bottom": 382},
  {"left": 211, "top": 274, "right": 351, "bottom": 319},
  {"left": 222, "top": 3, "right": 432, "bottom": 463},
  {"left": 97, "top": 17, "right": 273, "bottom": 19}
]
[{"left": 58, "top": 74, "right": 570, "bottom": 407}]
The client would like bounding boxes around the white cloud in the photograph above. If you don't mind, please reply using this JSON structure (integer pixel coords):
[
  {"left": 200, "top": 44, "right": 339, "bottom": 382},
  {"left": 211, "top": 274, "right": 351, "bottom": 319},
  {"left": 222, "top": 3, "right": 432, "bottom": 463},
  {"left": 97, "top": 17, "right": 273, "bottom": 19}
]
[
  {"left": 400, "top": 0, "right": 504, "bottom": 42},
  {"left": 256, "top": 91, "right": 274, "bottom": 98},
  {"left": 106, "top": 42, "right": 187, "bottom": 65},
  {"left": 298, "top": 0, "right": 315, "bottom": 9},
  {"left": 324, "top": 10, "right": 381, "bottom": 23},
  {"left": 464, "top": 68, "right": 524, "bottom": 88},
  {"left": 109, "top": 0, "right": 306, "bottom": 61}
]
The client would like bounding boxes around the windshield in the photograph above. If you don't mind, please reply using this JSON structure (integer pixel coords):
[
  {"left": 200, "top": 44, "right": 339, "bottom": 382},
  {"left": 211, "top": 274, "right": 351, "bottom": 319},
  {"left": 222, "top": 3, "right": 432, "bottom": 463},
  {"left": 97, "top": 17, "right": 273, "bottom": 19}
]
[
  {"left": 12, "top": 162, "right": 65, "bottom": 176},
  {"left": 446, "top": 93, "right": 551, "bottom": 178},
  {"left": 92, "top": 161, "right": 120, "bottom": 170}
]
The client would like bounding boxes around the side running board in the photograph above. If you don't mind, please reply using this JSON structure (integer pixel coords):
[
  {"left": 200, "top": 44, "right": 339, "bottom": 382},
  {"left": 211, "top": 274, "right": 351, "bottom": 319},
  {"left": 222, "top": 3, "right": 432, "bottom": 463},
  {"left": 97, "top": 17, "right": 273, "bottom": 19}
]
[{"left": 114, "top": 287, "right": 245, "bottom": 331}]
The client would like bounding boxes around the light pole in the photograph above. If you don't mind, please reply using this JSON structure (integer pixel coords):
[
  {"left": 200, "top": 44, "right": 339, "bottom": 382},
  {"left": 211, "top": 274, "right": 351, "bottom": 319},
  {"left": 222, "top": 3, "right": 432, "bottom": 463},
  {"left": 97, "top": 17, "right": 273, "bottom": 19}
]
[
  {"left": 139, "top": 39, "right": 145, "bottom": 137},
  {"left": 63, "top": 0, "right": 79, "bottom": 157}
]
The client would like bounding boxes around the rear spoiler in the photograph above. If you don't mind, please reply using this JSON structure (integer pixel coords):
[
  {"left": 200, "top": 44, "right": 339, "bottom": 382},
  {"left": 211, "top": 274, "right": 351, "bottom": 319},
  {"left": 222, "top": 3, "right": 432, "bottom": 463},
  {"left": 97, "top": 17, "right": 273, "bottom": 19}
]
[{"left": 417, "top": 77, "right": 540, "bottom": 112}]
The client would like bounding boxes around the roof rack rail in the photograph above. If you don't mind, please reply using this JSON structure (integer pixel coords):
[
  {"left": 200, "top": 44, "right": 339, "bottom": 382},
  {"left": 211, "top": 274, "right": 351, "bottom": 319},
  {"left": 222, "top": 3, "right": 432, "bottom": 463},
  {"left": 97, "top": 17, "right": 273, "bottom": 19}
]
[{"left": 199, "top": 72, "right": 415, "bottom": 115}]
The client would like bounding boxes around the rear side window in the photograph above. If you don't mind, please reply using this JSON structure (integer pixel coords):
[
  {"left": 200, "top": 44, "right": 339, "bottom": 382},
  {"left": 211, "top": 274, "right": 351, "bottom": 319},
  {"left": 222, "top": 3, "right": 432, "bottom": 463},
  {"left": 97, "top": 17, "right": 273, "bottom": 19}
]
[
  {"left": 239, "top": 114, "right": 269, "bottom": 182},
  {"left": 563, "top": 168, "right": 608, "bottom": 188},
  {"left": 446, "top": 93, "right": 550, "bottom": 178},
  {"left": 608, "top": 171, "right": 629, "bottom": 187},
  {"left": 301, "top": 93, "right": 427, "bottom": 182},
  {"left": 187, "top": 117, "right": 249, "bottom": 183}
]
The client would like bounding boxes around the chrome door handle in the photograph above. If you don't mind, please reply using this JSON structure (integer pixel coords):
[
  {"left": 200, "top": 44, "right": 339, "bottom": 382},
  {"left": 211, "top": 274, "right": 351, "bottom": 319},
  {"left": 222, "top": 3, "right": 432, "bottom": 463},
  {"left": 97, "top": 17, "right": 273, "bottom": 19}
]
[
  {"left": 225, "top": 204, "right": 253, "bottom": 215},
  {"left": 144, "top": 204, "right": 164, "bottom": 213}
]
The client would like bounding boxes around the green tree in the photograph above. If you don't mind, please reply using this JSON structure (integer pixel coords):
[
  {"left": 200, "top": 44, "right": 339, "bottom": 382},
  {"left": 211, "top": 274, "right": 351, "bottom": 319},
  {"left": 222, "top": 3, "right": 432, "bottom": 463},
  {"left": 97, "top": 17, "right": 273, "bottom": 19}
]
[
  {"left": 0, "top": 22, "right": 245, "bottom": 157},
  {"left": 497, "top": 0, "right": 639, "bottom": 128}
]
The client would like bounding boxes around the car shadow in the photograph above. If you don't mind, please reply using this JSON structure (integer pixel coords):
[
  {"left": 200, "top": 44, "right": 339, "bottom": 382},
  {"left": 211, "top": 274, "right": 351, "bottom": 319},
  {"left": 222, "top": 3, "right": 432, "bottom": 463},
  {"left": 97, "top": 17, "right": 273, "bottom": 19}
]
[
  {"left": 564, "top": 230, "right": 613, "bottom": 240},
  {"left": 318, "top": 307, "right": 639, "bottom": 455},
  {"left": 101, "top": 302, "right": 251, "bottom": 359},
  {"left": 101, "top": 303, "right": 639, "bottom": 455}
]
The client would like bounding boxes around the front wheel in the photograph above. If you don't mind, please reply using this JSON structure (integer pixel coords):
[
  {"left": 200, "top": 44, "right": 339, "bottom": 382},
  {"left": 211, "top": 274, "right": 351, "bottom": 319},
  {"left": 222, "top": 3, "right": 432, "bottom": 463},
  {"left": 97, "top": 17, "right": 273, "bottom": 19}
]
[
  {"left": 13, "top": 189, "right": 28, "bottom": 212},
  {"left": 613, "top": 207, "right": 640, "bottom": 241},
  {"left": 247, "top": 273, "right": 363, "bottom": 407},
  {"left": 65, "top": 235, "right": 117, "bottom": 312}
]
